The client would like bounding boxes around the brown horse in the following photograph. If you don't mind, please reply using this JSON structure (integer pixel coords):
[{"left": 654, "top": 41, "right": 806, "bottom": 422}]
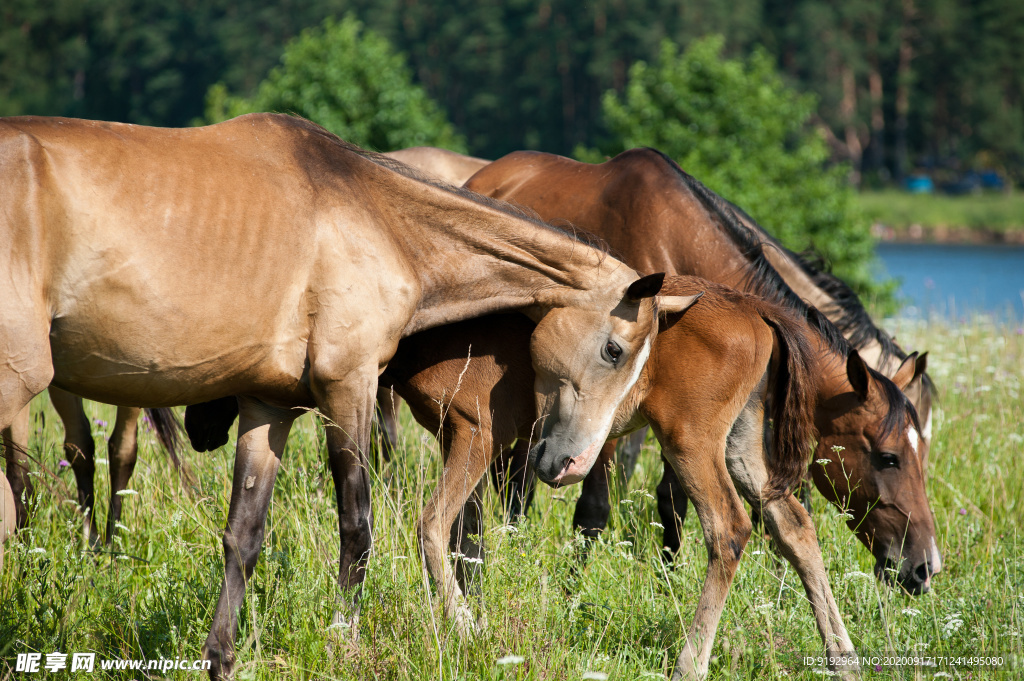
[
  {"left": 377, "top": 275, "right": 920, "bottom": 679},
  {"left": 389, "top": 147, "right": 935, "bottom": 463},
  {"left": 2, "top": 391, "right": 186, "bottom": 544},
  {"left": 465, "top": 149, "right": 941, "bottom": 595},
  {"left": 0, "top": 114, "right": 672, "bottom": 678}
]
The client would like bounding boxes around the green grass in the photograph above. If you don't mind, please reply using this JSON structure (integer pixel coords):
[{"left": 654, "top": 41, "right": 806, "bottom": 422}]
[
  {"left": 1, "top": 317, "right": 1022, "bottom": 679},
  {"left": 856, "top": 190, "right": 1024, "bottom": 232}
]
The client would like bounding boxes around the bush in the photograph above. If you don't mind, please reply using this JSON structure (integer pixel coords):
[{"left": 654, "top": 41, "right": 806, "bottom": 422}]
[
  {"left": 579, "top": 36, "right": 881, "bottom": 297},
  {"left": 204, "top": 15, "right": 464, "bottom": 153}
]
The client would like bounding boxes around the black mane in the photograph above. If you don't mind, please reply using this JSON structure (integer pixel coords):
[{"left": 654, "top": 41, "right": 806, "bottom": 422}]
[
  {"left": 720, "top": 195, "right": 935, "bottom": 400},
  {"left": 645, "top": 149, "right": 849, "bottom": 358}
]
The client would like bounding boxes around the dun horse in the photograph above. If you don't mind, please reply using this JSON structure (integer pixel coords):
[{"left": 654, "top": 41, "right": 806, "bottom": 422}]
[
  {"left": 465, "top": 149, "right": 941, "bottom": 595},
  {"left": 374, "top": 275, "right": 921, "bottom": 679},
  {"left": 2, "top": 393, "right": 185, "bottom": 544},
  {"left": 0, "top": 114, "right": 672, "bottom": 678}
]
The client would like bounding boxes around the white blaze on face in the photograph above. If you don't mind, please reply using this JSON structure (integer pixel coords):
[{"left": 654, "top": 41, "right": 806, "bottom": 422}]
[
  {"left": 906, "top": 425, "right": 919, "bottom": 456},
  {"left": 929, "top": 536, "right": 943, "bottom": 573}
]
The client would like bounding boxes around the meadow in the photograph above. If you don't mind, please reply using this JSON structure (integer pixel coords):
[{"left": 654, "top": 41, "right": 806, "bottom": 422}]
[
  {"left": 856, "top": 191, "right": 1024, "bottom": 235},
  {"left": 1, "top": 316, "right": 1021, "bottom": 679}
]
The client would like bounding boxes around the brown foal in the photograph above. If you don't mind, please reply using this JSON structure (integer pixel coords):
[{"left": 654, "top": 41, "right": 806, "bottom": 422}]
[{"left": 379, "top": 275, "right": 920, "bottom": 679}]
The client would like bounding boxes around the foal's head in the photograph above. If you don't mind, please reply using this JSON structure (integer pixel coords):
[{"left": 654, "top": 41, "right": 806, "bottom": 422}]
[
  {"left": 812, "top": 350, "right": 941, "bottom": 595},
  {"left": 527, "top": 274, "right": 700, "bottom": 487}
]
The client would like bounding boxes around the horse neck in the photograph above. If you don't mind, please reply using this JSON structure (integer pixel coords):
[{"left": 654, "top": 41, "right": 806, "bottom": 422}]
[{"left": 382, "top": 177, "right": 623, "bottom": 335}]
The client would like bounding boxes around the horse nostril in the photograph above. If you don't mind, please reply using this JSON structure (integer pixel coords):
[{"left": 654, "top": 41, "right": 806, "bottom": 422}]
[{"left": 914, "top": 562, "right": 930, "bottom": 583}]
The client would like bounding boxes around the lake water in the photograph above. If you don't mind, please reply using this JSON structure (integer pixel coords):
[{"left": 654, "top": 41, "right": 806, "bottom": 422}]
[{"left": 874, "top": 243, "right": 1024, "bottom": 319}]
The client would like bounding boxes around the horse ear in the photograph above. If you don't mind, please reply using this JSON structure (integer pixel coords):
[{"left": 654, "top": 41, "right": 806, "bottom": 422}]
[
  {"left": 658, "top": 290, "right": 704, "bottom": 315},
  {"left": 915, "top": 351, "right": 928, "bottom": 378},
  {"left": 626, "top": 272, "right": 665, "bottom": 301},
  {"left": 891, "top": 351, "right": 920, "bottom": 391},
  {"left": 846, "top": 349, "right": 872, "bottom": 400}
]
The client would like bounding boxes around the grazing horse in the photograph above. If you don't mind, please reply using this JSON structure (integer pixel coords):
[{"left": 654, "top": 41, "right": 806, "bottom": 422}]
[
  {"left": 391, "top": 147, "right": 935, "bottom": 463},
  {"left": 2, "top": 391, "right": 185, "bottom": 544},
  {"left": 377, "top": 275, "right": 916, "bottom": 679},
  {"left": 465, "top": 149, "right": 941, "bottom": 595},
  {"left": 0, "top": 114, "right": 669, "bottom": 679}
]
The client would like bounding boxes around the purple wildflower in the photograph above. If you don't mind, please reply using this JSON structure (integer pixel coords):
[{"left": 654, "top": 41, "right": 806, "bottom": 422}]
[
  {"left": 59, "top": 459, "right": 70, "bottom": 468},
  {"left": 959, "top": 508, "right": 967, "bottom": 516}
]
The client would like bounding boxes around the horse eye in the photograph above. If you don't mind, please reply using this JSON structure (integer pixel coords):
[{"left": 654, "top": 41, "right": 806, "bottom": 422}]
[
  {"left": 603, "top": 340, "right": 623, "bottom": 365},
  {"left": 880, "top": 453, "right": 900, "bottom": 469}
]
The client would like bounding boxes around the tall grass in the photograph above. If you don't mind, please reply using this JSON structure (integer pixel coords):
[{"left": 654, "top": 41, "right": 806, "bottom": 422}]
[{"left": 1, "top": 317, "right": 1021, "bottom": 679}]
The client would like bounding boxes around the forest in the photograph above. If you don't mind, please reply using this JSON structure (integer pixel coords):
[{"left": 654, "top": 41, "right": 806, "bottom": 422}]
[{"left": 2, "top": 0, "right": 1022, "bottom": 186}]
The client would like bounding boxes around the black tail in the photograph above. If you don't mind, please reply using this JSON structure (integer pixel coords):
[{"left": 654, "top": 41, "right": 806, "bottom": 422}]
[
  {"left": 144, "top": 408, "right": 196, "bottom": 487},
  {"left": 756, "top": 303, "right": 819, "bottom": 500}
]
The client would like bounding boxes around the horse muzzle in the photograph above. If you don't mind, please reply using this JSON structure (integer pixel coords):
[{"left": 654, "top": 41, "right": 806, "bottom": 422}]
[{"left": 529, "top": 438, "right": 603, "bottom": 487}]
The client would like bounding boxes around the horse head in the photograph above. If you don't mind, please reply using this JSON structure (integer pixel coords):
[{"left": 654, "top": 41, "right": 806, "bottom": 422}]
[
  {"left": 813, "top": 350, "right": 941, "bottom": 595},
  {"left": 527, "top": 273, "right": 701, "bottom": 486}
]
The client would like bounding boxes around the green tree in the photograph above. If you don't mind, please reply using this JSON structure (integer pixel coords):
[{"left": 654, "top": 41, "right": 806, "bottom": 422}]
[
  {"left": 581, "top": 35, "right": 881, "bottom": 296},
  {"left": 204, "top": 15, "right": 464, "bottom": 152}
]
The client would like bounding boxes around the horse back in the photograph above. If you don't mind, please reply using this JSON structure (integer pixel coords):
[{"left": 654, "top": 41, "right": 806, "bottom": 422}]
[{"left": 0, "top": 115, "right": 420, "bottom": 407}]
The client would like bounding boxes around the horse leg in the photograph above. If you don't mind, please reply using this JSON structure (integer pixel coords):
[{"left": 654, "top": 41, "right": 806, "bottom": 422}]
[
  {"left": 757, "top": 496, "right": 857, "bottom": 678},
  {"left": 615, "top": 425, "right": 648, "bottom": 482},
  {"left": 656, "top": 456, "right": 690, "bottom": 563},
  {"left": 2, "top": 404, "right": 33, "bottom": 528},
  {"left": 657, "top": 434, "right": 751, "bottom": 681},
  {"left": 420, "top": 425, "right": 492, "bottom": 636},
  {"left": 573, "top": 441, "right": 614, "bottom": 541},
  {"left": 449, "top": 478, "right": 488, "bottom": 626},
  {"left": 374, "top": 386, "right": 401, "bottom": 463},
  {"left": 724, "top": 413, "right": 858, "bottom": 680},
  {"left": 314, "top": 372, "right": 377, "bottom": 635},
  {"left": 48, "top": 387, "right": 99, "bottom": 546},
  {"left": 491, "top": 438, "right": 535, "bottom": 522},
  {"left": 203, "top": 397, "right": 295, "bottom": 679},
  {"left": 105, "top": 407, "right": 141, "bottom": 544}
]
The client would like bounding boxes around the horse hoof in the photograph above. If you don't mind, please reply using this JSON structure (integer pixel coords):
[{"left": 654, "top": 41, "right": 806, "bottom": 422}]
[{"left": 449, "top": 604, "right": 479, "bottom": 638}]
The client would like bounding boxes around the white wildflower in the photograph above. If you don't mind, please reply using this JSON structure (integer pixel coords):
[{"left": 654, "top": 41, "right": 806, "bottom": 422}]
[
  {"left": 496, "top": 655, "right": 524, "bottom": 665},
  {"left": 29, "top": 548, "right": 46, "bottom": 555},
  {"left": 582, "top": 672, "right": 608, "bottom": 680},
  {"left": 902, "top": 608, "right": 921, "bottom": 617},
  {"left": 116, "top": 489, "right": 138, "bottom": 496},
  {"left": 649, "top": 521, "right": 664, "bottom": 529}
]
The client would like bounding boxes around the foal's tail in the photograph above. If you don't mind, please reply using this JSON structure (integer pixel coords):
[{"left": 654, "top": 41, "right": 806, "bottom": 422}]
[
  {"left": 144, "top": 408, "right": 196, "bottom": 488},
  {"left": 756, "top": 303, "right": 819, "bottom": 501}
]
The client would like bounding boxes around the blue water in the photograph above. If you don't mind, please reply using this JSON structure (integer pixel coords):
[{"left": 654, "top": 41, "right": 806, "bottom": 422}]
[{"left": 874, "top": 243, "right": 1024, "bottom": 319}]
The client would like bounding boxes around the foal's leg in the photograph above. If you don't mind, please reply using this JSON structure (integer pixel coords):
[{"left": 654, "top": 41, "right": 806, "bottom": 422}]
[
  {"left": 573, "top": 441, "right": 614, "bottom": 541},
  {"left": 203, "top": 398, "right": 295, "bottom": 679},
  {"left": 2, "top": 404, "right": 33, "bottom": 528},
  {"left": 656, "top": 456, "right": 690, "bottom": 563},
  {"left": 755, "top": 496, "right": 857, "bottom": 678},
  {"left": 724, "top": 424, "right": 858, "bottom": 679},
  {"left": 420, "top": 425, "right": 492, "bottom": 636},
  {"left": 49, "top": 387, "right": 99, "bottom": 546},
  {"left": 105, "top": 407, "right": 142, "bottom": 544},
  {"left": 656, "top": 431, "right": 751, "bottom": 681}
]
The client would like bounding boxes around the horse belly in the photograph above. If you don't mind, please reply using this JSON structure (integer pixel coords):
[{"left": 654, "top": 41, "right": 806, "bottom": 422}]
[{"left": 48, "top": 272, "right": 313, "bottom": 408}]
